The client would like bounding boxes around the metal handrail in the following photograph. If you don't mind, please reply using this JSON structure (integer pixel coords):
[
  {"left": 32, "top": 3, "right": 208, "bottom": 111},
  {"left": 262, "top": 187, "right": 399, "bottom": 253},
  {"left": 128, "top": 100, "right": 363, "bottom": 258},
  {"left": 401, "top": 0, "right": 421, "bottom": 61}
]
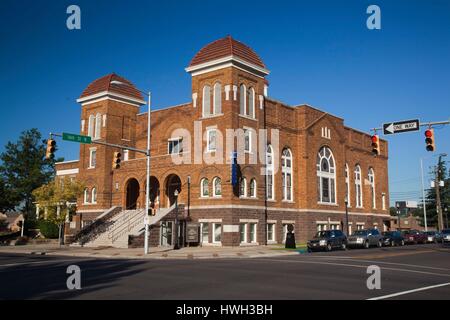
[{"left": 109, "top": 209, "right": 146, "bottom": 243}]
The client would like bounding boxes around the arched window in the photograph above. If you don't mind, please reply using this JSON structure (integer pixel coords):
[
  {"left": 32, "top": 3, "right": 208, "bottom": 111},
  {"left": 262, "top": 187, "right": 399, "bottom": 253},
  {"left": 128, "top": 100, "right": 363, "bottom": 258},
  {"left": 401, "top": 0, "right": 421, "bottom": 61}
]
[
  {"left": 250, "top": 179, "right": 257, "bottom": 198},
  {"left": 345, "top": 163, "right": 351, "bottom": 207},
  {"left": 87, "top": 115, "right": 95, "bottom": 138},
  {"left": 84, "top": 188, "right": 90, "bottom": 204},
  {"left": 213, "top": 177, "right": 222, "bottom": 197},
  {"left": 94, "top": 113, "right": 101, "bottom": 139},
  {"left": 316, "top": 147, "right": 336, "bottom": 204},
  {"left": 248, "top": 87, "right": 255, "bottom": 118},
  {"left": 239, "top": 84, "right": 246, "bottom": 115},
  {"left": 239, "top": 177, "right": 247, "bottom": 198},
  {"left": 282, "top": 148, "right": 293, "bottom": 201},
  {"left": 355, "top": 165, "right": 363, "bottom": 208},
  {"left": 213, "top": 83, "right": 222, "bottom": 115},
  {"left": 200, "top": 178, "right": 209, "bottom": 197},
  {"left": 91, "top": 187, "right": 97, "bottom": 204},
  {"left": 202, "top": 85, "right": 211, "bottom": 117},
  {"left": 368, "top": 168, "right": 376, "bottom": 209},
  {"left": 266, "top": 145, "right": 274, "bottom": 200}
]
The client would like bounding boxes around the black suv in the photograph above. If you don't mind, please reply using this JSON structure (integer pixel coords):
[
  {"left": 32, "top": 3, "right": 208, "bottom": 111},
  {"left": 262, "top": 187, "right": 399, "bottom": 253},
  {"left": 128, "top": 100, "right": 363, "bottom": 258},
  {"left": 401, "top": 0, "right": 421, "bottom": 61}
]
[{"left": 307, "top": 229, "right": 347, "bottom": 252}]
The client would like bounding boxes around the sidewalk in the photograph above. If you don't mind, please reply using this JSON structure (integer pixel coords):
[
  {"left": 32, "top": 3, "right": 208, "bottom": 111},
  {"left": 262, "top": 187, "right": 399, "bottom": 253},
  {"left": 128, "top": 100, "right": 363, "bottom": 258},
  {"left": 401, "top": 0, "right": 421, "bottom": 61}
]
[{"left": 0, "top": 244, "right": 302, "bottom": 260}]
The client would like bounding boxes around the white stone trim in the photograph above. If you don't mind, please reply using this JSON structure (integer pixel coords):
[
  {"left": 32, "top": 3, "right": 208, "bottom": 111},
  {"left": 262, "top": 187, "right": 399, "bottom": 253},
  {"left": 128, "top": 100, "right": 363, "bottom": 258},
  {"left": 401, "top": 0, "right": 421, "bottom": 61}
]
[
  {"left": 76, "top": 209, "right": 107, "bottom": 213},
  {"left": 282, "top": 220, "right": 296, "bottom": 224},
  {"left": 189, "top": 205, "right": 391, "bottom": 218},
  {"left": 192, "top": 92, "right": 198, "bottom": 108},
  {"left": 233, "top": 85, "right": 238, "bottom": 101},
  {"left": 224, "top": 85, "right": 231, "bottom": 101},
  {"left": 198, "top": 218, "right": 222, "bottom": 223},
  {"left": 77, "top": 90, "right": 146, "bottom": 106},
  {"left": 223, "top": 225, "right": 239, "bottom": 233},
  {"left": 239, "top": 219, "right": 259, "bottom": 223},
  {"left": 259, "top": 95, "right": 264, "bottom": 110},
  {"left": 185, "top": 55, "right": 270, "bottom": 78},
  {"left": 56, "top": 168, "right": 79, "bottom": 176},
  {"left": 55, "top": 160, "right": 79, "bottom": 165}
]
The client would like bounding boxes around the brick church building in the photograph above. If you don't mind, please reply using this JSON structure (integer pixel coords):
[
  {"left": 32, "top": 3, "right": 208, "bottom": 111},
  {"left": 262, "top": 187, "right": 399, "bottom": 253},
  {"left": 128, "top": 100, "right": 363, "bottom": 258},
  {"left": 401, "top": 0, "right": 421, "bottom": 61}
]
[{"left": 57, "top": 36, "right": 391, "bottom": 248}]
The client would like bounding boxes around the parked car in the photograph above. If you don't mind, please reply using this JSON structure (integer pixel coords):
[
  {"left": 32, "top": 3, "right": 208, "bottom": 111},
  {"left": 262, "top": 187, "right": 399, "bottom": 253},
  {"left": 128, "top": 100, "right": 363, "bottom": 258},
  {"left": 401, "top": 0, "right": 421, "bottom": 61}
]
[
  {"left": 347, "top": 228, "right": 383, "bottom": 249},
  {"left": 382, "top": 231, "right": 405, "bottom": 247},
  {"left": 401, "top": 230, "right": 427, "bottom": 244},
  {"left": 307, "top": 230, "right": 347, "bottom": 252},
  {"left": 424, "top": 231, "right": 443, "bottom": 243},
  {"left": 441, "top": 229, "right": 450, "bottom": 243}
]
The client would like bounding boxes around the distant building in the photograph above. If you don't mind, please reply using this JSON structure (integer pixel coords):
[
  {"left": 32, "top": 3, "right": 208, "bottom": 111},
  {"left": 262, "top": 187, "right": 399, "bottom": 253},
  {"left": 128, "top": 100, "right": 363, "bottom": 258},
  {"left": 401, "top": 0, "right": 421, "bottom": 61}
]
[{"left": 0, "top": 212, "right": 24, "bottom": 232}]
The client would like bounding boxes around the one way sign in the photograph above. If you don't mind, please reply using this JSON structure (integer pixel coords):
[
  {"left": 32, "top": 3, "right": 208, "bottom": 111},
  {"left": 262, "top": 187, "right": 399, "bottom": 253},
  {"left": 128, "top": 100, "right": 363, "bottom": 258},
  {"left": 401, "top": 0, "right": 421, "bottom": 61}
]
[{"left": 383, "top": 119, "right": 420, "bottom": 135}]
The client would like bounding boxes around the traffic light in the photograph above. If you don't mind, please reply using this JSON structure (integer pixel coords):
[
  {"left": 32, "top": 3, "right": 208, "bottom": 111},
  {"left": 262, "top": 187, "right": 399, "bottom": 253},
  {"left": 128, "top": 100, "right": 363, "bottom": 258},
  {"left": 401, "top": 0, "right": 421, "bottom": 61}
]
[
  {"left": 112, "top": 152, "right": 122, "bottom": 169},
  {"left": 45, "top": 139, "right": 56, "bottom": 160},
  {"left": 425, "top": 129, "right": 435, "bottom": 152},
  {"left": 371, "top": 135, "right": 380, "bottom": 156}
]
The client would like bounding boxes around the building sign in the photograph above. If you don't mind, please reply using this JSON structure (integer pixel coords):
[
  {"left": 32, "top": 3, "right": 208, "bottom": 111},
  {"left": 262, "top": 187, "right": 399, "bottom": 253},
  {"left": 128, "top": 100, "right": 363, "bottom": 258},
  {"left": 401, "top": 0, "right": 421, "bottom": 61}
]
[{"left": 186, "top": 223, "right": 200, "bottom": 243}]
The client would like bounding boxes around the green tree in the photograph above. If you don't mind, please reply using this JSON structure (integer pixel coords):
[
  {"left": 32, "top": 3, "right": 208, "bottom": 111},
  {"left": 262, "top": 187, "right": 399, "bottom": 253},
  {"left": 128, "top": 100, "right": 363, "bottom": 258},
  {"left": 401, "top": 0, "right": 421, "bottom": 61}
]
[
  {"left": 32, "top": 177, "right": 84, "bottom": 224},
  {"left": 0, "top": 129, "right": 62, "bottom": 218},
  {"left": 416, "top": 160, "right": 449, "bottom": 228}
]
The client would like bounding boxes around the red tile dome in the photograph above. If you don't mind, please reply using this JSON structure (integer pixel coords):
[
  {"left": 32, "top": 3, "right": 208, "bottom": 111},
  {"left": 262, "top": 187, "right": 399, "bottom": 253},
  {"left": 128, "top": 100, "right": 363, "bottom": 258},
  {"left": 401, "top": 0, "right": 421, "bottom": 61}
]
[
  {"left": 79, "top": 73, "right": 143, "bottom": 100},
  {"left": 189, "top": 36, "right": 266, "bottom": 69}
]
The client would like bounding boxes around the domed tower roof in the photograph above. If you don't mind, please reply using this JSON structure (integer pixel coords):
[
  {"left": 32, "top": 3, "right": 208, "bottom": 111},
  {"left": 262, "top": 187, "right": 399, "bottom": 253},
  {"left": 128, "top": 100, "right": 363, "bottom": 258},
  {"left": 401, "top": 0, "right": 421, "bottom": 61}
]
[
  {"left": 186, "top": 36, "right": 269, "bottom": 77},
  {"left": 189, "top": 35, "right": 266, "bottom": 68},
  {"left": 77, "top": 73, "right": 145, "bottom": 105}
]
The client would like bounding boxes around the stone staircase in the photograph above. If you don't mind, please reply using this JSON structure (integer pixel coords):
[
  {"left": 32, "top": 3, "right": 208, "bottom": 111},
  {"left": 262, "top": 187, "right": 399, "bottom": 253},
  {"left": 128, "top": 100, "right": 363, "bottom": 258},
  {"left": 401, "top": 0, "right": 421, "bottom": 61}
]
[{"left": 71, "top": 204, "right": 177, "bottom": 249}]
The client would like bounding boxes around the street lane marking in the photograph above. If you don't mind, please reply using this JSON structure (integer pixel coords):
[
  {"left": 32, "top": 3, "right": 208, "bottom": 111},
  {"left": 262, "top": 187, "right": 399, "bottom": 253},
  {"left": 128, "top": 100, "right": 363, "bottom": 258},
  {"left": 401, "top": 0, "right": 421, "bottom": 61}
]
[
  {"left": 306, "top": 257, "right": 450, "bottom": 271},
  {"left": 367, "top": 282, "right": 450, "bottom": 300},
  {"left": 256, "top": 259, "right": 450, "bottom": 278}
]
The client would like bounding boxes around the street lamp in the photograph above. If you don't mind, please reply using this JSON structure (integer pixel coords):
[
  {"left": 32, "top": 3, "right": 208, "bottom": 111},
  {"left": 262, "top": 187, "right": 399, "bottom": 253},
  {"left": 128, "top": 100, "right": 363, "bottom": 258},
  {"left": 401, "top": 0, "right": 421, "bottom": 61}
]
[
  {"left": 173, "top": 189, "right": 180, "bottom": 250},
  {"left": 344, "top": 196, "right": 349, "bottom": 237},
  {"left": 110, "top": 80, "right": 151, "bottom": 255}
]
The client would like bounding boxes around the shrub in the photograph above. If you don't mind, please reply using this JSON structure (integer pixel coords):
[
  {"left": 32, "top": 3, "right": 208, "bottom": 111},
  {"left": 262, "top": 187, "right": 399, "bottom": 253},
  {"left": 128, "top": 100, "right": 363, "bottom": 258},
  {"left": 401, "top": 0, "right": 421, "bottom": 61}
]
[{"left": 38, "top": 220, "right": 60, "bottom": 239}]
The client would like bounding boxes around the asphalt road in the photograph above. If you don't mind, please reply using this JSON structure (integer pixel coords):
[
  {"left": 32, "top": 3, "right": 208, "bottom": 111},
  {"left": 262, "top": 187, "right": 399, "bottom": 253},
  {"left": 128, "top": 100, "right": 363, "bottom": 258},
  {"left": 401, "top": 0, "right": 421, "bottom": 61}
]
[{"left": 0, "top": 244, "right": 449, "bottom": 300}]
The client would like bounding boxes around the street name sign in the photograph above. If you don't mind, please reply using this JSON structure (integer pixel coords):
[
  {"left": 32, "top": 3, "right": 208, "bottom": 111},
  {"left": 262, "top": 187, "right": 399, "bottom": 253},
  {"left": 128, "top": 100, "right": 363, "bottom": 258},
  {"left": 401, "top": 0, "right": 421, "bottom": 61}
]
[
  {"left": 62, "top": 132, "right": 92, "bottom": 144},
  {"left": 383, "top": 119, "right": 420, "bottom": 135}
]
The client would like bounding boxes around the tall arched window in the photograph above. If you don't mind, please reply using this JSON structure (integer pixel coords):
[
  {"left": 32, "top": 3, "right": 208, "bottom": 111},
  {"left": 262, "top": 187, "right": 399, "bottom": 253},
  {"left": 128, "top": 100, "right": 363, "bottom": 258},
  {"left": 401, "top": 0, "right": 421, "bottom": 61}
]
[
  {"left": 345, "top": 163, "right": 351, "bottom": 207},
  {"left": 266, "top": 145, "right": 274, "bottom": 200},
  {"left": 200, "top": 178, "right": 209, "bottom": 197},
  {"left": 282, "top": 148, "right": 293, "bottom": 201},
  {"left": 239, "top": 84, "right": 246, "bottom": 115},
  {"left": 213, "top": 83, "right": 222, "bottom": 115},
  {"left": 91, "top": 187, "right": 97, "bottom": 204},
  {"left": 94, "top": 113, "right": 101, "bottom": 139},
  {"left": 250, "top": 178, "right": 257, "bottom": 198},
  {"left": 212, "top": 177, "right": 222, "bottom": 197},
  {"left": 240, "top": 177, "right": 247, "bottom": 198},
  {"left": 84, "top": 188, "right": 90, "bottom": 204},
  {"left": 368, "top": 168, "right": 376, "bottom": 209},
  {"left": 202, "top": 85, "right": 211, "bottom": 117},
  {"left": 316, "top": 147, "right": 336, "bottom": 204},
  {"left": 87, "top": 115, "right": 95, "bottom": 137},
  {"left": 248, "top": 87, "right": 255, "bottom": 118},
  {"left": 355, "top": 165, "right": 363, "bottom": 208}
]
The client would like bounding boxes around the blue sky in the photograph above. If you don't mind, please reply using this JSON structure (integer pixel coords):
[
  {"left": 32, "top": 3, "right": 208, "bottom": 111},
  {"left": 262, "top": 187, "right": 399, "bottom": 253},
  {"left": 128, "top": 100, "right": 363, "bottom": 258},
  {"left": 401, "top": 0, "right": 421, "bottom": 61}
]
[{"left": 1, "top": 0, "right": 449, "bottom": 205}]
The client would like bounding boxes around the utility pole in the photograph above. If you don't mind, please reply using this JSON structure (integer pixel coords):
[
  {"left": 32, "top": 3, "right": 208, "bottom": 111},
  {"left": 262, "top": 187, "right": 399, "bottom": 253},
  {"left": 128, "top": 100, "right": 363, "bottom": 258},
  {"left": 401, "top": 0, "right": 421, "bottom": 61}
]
[{"left": 435, "top": 155, "right": 445, "bottom": 231}]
